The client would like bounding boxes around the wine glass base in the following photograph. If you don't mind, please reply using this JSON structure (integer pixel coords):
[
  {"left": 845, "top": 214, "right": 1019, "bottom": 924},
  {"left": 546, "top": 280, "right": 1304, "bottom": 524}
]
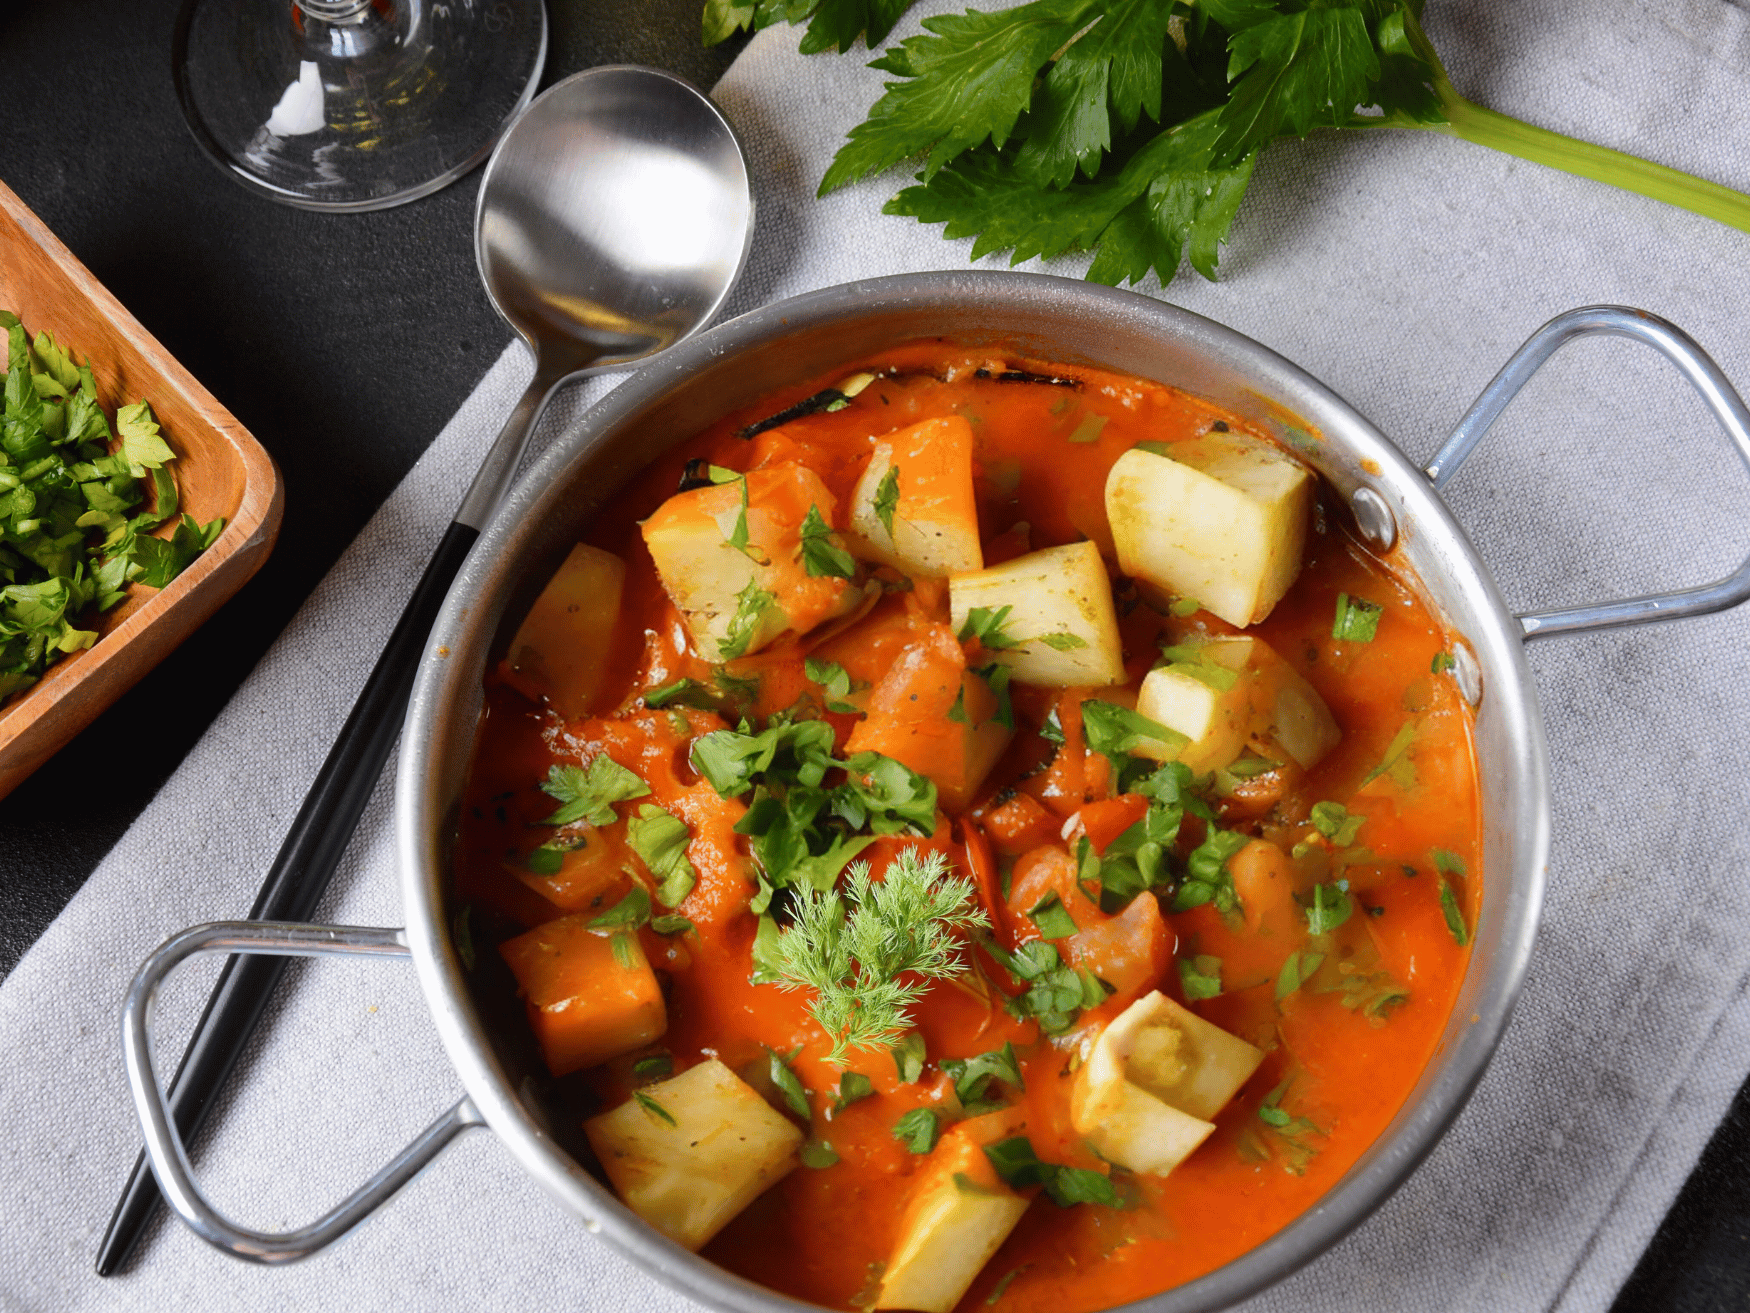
[{"left": 173, "top": 0, "right": 548, "bottom": 213}]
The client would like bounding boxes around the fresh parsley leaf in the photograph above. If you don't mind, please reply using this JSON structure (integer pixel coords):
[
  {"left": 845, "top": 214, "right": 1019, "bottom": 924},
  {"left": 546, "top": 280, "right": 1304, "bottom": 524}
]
[
  {"left": 1303, "top": 880, "right": 1353, "bottom": 935},
  {"left": 1159, "top": 641, "right": 1241, "bottom": 692},
  {"left": 1037, "top": 630, "right": 1088, "bottom": 651},
  {"left": 651, "top": 913, "right": 695, "bottom": 936},
  {"left": 590, "top": 884, "right": 652, "bottom": 931},
  {"left": 634, "top": 1090, "right": 677, "bottom": 1126},
  {"left": 805, "top": 656, "right": 854, "bottom": 702},
  {"left": 983, "top": 1136, "right": 1118, "bottom": 1208},
  {"left": 539, "top": 756, "right": 651, "bottom": 826},
  {"left": 116, "top": 401, "right": 173, "bottom": 475},
  {"left": 1026, "top": 891, "right": 1079, "bottom": 940},
  {"left": 1178, "top": 953, "right": 1223, "bottom": 1001},
  {"left": 627, "top": 804, "right": 697, "bottom": 907},
  {"left": 1274, "top": 948, "right": 1326, "bottom": 1000},
  {"left": 769, "top": 1047, "right": 812, "bottom": 1120},
  {"left": 1432, "top": 847, "right": 1467, "bottom": 876},
  {"left": 749, "top": 912, "right": 786, "bottom": 985},
  {"left": 1439, "top": 876, "right": 1469, "bottom": 946},
  {"left": 940, "top": 1041, "right": 1023, "bottom": 1105},
  {"left": 1172, "top": 826, "right": 1248, "bottom": 914},
  {"left": 1211, "top": 6, "right": 1380, "bottom": 167},
  {"left": 984, "top": 935, "right": 1108, "bottom": 1034},
  {"left": 834, "top": 1071, "right": 875, "bottom": 1111},
  {"left": 837, "top": 751, "right": 938, "bottom": 835},
  {"left": 525, "top": 844, "right": 565, "bottom": 876},
  {"left": 1308, "top": 800, "right": 1365, "bottom": 847},
  {"left": 1431, "top": 651, "right": 1457, "bottom": 674},
  {"left": 1332, "top": 591, "right": 1384, "bottom": 642},
  {"left": 799, "top": 503, "right": 857, "bottom": 578},
  {"left": 1361, "top": 720, "right": 1418, "bottom": 788},
  {"left": 1081, "top": 699, "right": 1187, "bottom": 789},
  {"left": 632, "top": 1052, "right": 674, "bottom": 1081},
  {"left": 718, "top": 577, "right": 777, "bottom": 659},
  {"left": 890, "top": 1031, "right": 927, "bottom": 1084},
  {"left": 642, "top": 677, "right": 716, "bottom": 709},
  {"left": 892, "top": 1106, "right": 942, "bottom": 1153},
  {"left": 872, "top": 464, "right": 900, "bottom": 538},
  {"left": 768, "top": 849, "right": 988, "bottom": 1063},
  {"left": 693, "top": 717, "right": 839, "bottom": 797},
  {"left": 800, "top": 1138, "right": 840, "bottom": 1168},
  {"left": 957, "top": 604, "right": 1020, "bottom": 650}
]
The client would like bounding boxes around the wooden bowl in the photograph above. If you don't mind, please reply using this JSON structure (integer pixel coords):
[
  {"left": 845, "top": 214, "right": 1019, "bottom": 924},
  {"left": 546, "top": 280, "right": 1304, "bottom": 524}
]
[{"left": 0, "top": 178, "right": 284, "bottom": 800}]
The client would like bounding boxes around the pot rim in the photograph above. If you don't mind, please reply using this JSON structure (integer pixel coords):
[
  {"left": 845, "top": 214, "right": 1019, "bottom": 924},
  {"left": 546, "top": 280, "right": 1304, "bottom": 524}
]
[{"left": 396, "top": 270, "right": 1550, "bottom": 1313}]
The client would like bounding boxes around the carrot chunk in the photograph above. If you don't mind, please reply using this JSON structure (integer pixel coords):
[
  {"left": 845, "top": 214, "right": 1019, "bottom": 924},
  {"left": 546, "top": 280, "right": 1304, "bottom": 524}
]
[{"left": 498, "top": 914, "right": 667, "bottom": 1076}]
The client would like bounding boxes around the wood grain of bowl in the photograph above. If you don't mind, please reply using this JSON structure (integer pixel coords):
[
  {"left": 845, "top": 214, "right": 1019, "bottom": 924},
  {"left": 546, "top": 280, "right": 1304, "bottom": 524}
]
[{"left": 0, "top": 178, "right": 283, "bottom": 801}]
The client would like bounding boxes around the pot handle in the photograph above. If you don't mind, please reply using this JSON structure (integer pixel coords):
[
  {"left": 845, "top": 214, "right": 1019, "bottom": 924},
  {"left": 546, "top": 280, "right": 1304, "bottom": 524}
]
[
  {"left": 1424, "top": 305, "right": 1750, "bottom": 640},
  {"left": 121, "top": 920, "right": 486, "bottom": 1265}
]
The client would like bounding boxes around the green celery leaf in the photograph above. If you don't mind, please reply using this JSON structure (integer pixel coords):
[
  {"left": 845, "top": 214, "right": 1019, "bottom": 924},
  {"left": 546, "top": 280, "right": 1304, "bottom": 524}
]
[
  {"left": 799, "top": 503, "right": 857, "bottom": 578},
  {"left": 1016, "top": 0, "right": 1175, "bottom": 186},
  {"left": 539, "top": 755, "right": 651, "bottom": 826},
  {"left": 940, "top": 1040, "right": 1023, "bottom": 1104},
  {"left": 1212, "top": 6, "right": 1381, "bottom": 167},
  {"left": 820, "top": 0, "right": 1099, "bottom": 193},
  {"left": 769, "top": 1046, "right": 813, "bottom": 1119},
  {"left": 590, "top": 884, "right": 653, "bottom": 931},
  {"left": 834, "top": 1071, "right": 875, "bottom": 1110},
  {"left": 892, "top": 1106, "right": 942, "bottom": 1153},
  {"left": 627, "top": 803, "right": 698, "bottom": 907},
  {"left": 801, "top": 0, "right": 916, "bottom": 54},
  {"left": 116, "top": 401, "right": 174, "bottom": 475},
  {"left": 891, "top": 1030, "right": 926, "bottom": 1083}
]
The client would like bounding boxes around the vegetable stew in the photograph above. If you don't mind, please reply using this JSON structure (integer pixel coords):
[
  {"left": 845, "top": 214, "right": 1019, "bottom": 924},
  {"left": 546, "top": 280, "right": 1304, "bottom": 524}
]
[{"left": 452, "top": 342, "right": 1480, "bottom": 1313}]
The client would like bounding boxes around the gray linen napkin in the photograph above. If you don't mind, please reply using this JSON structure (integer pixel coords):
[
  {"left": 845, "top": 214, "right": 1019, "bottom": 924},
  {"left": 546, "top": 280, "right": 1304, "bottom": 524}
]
[{"left": 3, "top": 0, "right": 1749, "bottom": 1309}]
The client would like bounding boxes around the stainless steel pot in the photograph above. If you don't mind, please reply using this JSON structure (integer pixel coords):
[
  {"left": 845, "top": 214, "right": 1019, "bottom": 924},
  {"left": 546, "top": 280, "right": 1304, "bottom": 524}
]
[{"left": 123, "top": 275, "right": 1750, "bottom": 1310}]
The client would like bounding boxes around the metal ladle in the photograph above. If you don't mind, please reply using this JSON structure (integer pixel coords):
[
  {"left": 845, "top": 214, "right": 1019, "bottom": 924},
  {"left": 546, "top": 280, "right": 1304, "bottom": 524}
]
[{"left": 99, "top": 65, "right": 752, "bottom": 1272}]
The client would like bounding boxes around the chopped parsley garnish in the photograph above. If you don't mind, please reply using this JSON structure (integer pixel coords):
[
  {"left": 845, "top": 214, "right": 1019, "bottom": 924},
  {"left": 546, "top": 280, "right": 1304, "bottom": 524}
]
[
  {"left": 892, "top": 1106, "right": 943, "bottom": 1154},
  {"left": 1026, "top": 891, "right": 1078, "bottom": 939},
  {"left": 1274, "top": 949, "right": 1326, "bottom": 1000},
  {"left": 1080, "top": 700, "right": 1188, "bottom": 791},
  {"left": 1307, "top": 800, "right": 1366, "bottom": 847},
  {"left": 983, "top": 938, "right": 1109, "bottom": 1035},
  {"left": 1177, "top": 953, "right": 1223, "bottom": 1001},
  {"left": 634, "top": 1090, "right": 676, "bottom": 1127},
  {"left": 983, "top": 1136, "right": 1117, "bottom": 1208},
  {"left": 718, "top": 577, "right": 777, "bottom": 659},
  {"left": 800, "top": 1139, "right": 840, "bottom": 1168},
  {"left": 1171, "top": 826, "right": 1248, "bottom": 915},
  {"left": 627, "top": 804, "right": 697, "bottom": 908},
  {"left": 0, "top": 315, "right": 222, "bottom": 698},
  {"left": 1303, "top": 880, "right": 1353, "bottom": 935},
  {"left": 1360, "top": 720, "right": 1418, "bottom": 788},
  {"left": 804, "top": 655, "right": 864, "bottom": 713},
  {"left": 1439, "top": 877, "right": 1469, "bottom": 946},
  {"left": 1158, "top": 642, "right": 1241, "bottom": 692},
  {"left": 957, "top": 604, "right": 1020, "bottom": 650},
  {"left": 1432, "top": 847, "right": 1467, "bottom": 875},
  {"left": 589, "top": 884, "right": 652, "bottom": 931},
  {"left": 1037, "top": 631, "right": 1087, "bottom": 651},
  {"left": 1066, "top": 413, "right": 1106, "bottom": 444},
  {"left": 766, "top": 849, "right": 988, "bottom": 1063},
  {"left": 873, "top": 464, "right": 901, "bottom": 537},
  {"left": 799, "top": 503, "right": 857, "bottom": 578},
  {"left": 833, "top": 1071, "right": 875, "bottom": 1111},
  {"left": 1331, "top": 592, "right": 1383, "bottom": 642},
  {"left": 940, "top": 1041, "right": 1023, "bottom": 1106},
  {"left": 891, "top": 1031, "right": 926, "bottom": 1083},
  {"left": 537, "top": 756, "right": 650, "bottom": 827},
  {"left": 1432, "top": 651, "right": 1457, "bottom": 674},
  {"left": 642, "top": 677, "right": 715, "bottom": 709},
  {"left": 632, "top": 1052, "right": 673, "bottom": 1081},
  {"left": 768, "top": 1046, "right": 812, "bottom": 1119}
]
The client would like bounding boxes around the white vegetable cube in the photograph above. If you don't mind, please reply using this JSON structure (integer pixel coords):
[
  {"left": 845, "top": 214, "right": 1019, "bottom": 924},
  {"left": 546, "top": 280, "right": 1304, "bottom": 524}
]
[
  {"left": 846, "top": 416, "right": 983, "bottom": 578},
  {"left": 874, "top": 1131, "right": 1030, "bottom": 1313},
  {"left": 1071, "top": 991, "right": 1264, "bottom": 1176},
  {"left": 948, "top": 542, "right": 1125, "bottom": 687},
  {"left": 641, "top": 464, "right": 857, "bottom": 660},
  {"left": 505, "top": 543, "right": 627, "bottom": 720},
  {"left": 583, "top": 1058, "right": 803, "bottom": 1252},
  {"left": 1136, "top": 635, "right": 1341, "bottom": 772},
  {"left": 1134, "top": 637, "right": 1257, "bottom": 772},
  {"left": 1266, "top": 666, "right": 1342, "bottom": 770},
  {"left": 1105, "top": 435, "right": 1313, "bottom": 628}
]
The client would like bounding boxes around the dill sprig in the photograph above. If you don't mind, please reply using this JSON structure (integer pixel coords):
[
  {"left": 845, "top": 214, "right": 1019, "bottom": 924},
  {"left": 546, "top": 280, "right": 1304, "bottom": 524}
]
[{"left": 772, "top": 848, "right": 989, "bottom": 1065}]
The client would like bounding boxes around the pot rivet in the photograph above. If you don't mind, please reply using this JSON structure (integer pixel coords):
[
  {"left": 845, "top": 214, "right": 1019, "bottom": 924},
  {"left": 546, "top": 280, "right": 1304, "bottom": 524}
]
[
  {"left": 1351, "top": 487, "right": 1396, "bottom": 552},
  {"left": 1449, "top": 641, "right": 1483, "bottom": 707}
]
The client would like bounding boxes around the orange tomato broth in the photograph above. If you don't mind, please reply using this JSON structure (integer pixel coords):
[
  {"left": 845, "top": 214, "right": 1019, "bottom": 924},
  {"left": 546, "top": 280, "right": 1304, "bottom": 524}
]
[{"left": 451, "top": 342, "right": 1481, "bottom": 1313}]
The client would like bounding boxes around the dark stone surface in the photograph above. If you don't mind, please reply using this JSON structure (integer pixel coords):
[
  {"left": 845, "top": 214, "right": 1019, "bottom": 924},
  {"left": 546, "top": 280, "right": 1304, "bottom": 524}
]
[{"left": 0, "top": 1, "right": 1737, "bottom": 1308}]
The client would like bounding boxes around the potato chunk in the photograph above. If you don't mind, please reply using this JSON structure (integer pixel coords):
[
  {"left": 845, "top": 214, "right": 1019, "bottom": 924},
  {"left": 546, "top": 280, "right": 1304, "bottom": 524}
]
[
  {"left": 505, "top": 543, "right": 626, "bottom": 719},
  {"left": 948, "top": 541, "right": 1125, "bottom": 687},
  {"left": 874, "top": 1128, "right": 1030, "bottom": 1313},
  {"left": 498, "top": 915, "right": 666, "bottom": 1077},
  {"left": 1071, "top": 991, "right": 1264, "bottom": 1176},
  {"left": 1105, "top": 435, "right": 1313, "bottom": 627},
  {"left": 1134, "top": 635, "right": 1341, "bottom": 772},
  {"left": 846, "top": 416, "right": 982, "bottom": 578},
  {"left": 641, "top": 462, "right": 858, "bottom": 660},
  {"left": 583, "top": 1058, "right": 803, "bottom": 1252}
]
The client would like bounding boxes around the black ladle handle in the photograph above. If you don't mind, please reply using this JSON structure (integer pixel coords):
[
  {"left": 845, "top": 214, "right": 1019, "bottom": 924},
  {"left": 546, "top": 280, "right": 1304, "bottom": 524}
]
[{"left": 94, "top": 518, "right": 480, "bottom": 1276}]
